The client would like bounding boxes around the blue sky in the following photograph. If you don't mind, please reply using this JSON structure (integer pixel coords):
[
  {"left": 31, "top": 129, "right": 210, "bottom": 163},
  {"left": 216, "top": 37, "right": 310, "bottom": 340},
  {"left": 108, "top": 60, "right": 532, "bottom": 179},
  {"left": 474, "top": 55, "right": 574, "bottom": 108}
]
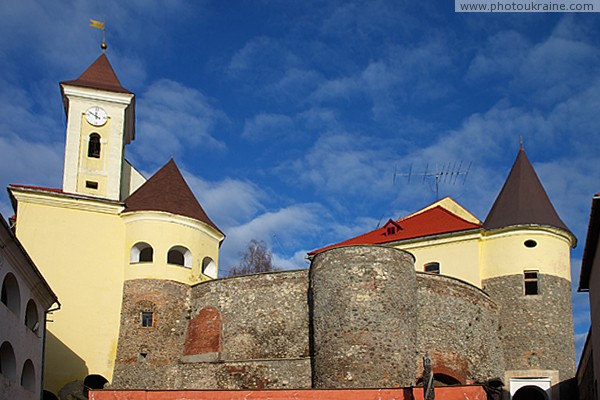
[{"left": 0, "top": 1, "right": 598, "bottom": 360}]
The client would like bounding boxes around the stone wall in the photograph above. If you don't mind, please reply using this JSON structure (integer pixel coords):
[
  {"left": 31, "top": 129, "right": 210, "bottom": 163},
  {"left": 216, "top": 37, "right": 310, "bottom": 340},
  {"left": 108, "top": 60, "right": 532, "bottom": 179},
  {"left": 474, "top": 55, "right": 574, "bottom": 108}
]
[
  {"left": 416, "top": 273, "right": 504, "bottom": 384},
  {"left": 310, "top": 246, "right": 418, "bottom": 389},
  {"left": 112, "top": 279, "right": 190, "bottom": 388},
  {"left": 112, "top": 246, "right": 568, "bottom": 393},
  {"left": 189, "top": 270, "right": 310, "bottom": 362},
  {"left": 484, "top": 274, "right": 576, "bottom": 398},
  {"left": 112, "top": 270, "right": 311, "bottom": 390}
]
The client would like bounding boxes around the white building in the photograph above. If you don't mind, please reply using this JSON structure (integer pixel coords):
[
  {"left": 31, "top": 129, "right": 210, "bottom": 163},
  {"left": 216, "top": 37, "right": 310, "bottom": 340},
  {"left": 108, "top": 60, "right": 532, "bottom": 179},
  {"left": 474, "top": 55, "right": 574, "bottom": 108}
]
[{"left": 0, "top": 214, "right": 59, "bottom": 400}]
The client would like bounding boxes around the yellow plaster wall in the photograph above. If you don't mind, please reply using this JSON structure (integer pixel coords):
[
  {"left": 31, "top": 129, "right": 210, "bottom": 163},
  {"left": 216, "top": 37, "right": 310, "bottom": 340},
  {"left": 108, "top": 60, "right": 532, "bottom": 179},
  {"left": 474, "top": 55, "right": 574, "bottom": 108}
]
[
  {"left": 481, "top": 228, "right": 572, "bottom": 281},
  {"left": 395, "top": 233, "right": 482, "bottom": 288},
  {"left": 123, "top": 212, "right": 222, "bottom": 284},
  {"left": 121, "top": 161, "right": 146, "bottom": 199},
  {"left": 12, "top": 192, "right": 126, "bottom": 394}
]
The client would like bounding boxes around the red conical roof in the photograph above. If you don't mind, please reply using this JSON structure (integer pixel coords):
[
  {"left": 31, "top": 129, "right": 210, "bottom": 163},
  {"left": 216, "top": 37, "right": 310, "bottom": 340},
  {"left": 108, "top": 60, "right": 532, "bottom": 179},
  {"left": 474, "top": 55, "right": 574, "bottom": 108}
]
[
  {"left": 61, "top": 53, "right": 132, "bottom": 94},
  {"left": 124, "top": 160, "right": 223, "bottom": 235},
  {"left": 484, "top": 147, "right": 571, "bottom": 234}
]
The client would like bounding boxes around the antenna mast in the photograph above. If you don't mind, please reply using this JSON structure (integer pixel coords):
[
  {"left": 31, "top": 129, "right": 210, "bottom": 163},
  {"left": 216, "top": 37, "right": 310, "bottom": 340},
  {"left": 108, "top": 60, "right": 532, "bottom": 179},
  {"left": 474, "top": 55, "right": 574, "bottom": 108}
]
[{"left": 394, "top": 161, "right": 471, "bottom": 200}]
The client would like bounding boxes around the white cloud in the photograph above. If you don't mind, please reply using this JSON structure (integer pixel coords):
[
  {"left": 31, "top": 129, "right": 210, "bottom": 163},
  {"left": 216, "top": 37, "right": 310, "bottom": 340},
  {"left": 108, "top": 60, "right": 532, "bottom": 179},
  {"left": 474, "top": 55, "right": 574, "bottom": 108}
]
[
  {"left": 183, "top": 172, "right": 266, "bottom": 229},
  {"left": 467, "top": 30, "right": 531, "bottom": 82},
  {"left": 131, "top": 79, "right": 228, "bottom": 166},
  {"left": 227, "top": 36, "right": 300, "bottom": 83},
  {"left": 279, "top": 132, "right": 397, "bottom": 200},
  {"left": 467, "top": 16, "right": 600, "bottom": 107},
  {"left": 309, "top": 37, "right": 455, "bottom": 121},
  {"left": 219, "top": 203, "right": 326, "bottom": 271},
  {"left": 242, "top": 113, "right": 296, "bottom": 141},
  {"left": 0, "top": 79, "right": 65, "bottom": 218}
]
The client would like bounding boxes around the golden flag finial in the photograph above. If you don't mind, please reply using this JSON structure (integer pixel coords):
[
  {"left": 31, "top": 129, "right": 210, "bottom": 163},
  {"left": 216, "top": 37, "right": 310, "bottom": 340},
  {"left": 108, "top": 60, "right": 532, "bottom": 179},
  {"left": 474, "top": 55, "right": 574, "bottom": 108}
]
[{"left": 89, "top": 19, "right": 107, "bottom": 52}]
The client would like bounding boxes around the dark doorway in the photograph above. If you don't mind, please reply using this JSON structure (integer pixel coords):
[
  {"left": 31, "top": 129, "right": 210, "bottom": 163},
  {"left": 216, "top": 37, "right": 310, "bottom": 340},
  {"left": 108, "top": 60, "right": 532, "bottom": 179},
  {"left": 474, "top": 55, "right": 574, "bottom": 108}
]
[{"left": 513, "top": 385, "right": 548, "bottom": 400}]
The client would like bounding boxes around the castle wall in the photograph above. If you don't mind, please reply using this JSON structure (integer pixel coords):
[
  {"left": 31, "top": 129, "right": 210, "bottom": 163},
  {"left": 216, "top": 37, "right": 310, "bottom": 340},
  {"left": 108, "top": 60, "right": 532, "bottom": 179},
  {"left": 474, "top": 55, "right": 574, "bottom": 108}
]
[
  {"left": 112, "top": 279, "right": 190, "bottom": 389},
  {"left": 112, "top": 270, "right": 311, "bottom": 390},
  {"left": 484, "top": 274, "right": 576, "bottom": 398},
  {"left": 111, "top": 246, "right": 512, "bottom": 392},
  {"left": 416, "top": 273, "right": 504, "bottom": 384}
]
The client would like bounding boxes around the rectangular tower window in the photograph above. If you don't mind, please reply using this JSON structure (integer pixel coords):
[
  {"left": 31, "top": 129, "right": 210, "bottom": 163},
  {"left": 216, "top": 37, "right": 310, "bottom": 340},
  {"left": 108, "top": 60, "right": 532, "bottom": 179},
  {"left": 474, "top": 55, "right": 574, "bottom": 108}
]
[
  {"left": 424, "top": 262, "right": 440, "bottom": 274},
  {"left": 141, "top": 312, "right": 153, "bottom": 327},
  {"left": 524, "top": 270, "right": 539, "bottom": 295},
  {"left": 85, "top": 181, "right": 98, "bottom": 189}
]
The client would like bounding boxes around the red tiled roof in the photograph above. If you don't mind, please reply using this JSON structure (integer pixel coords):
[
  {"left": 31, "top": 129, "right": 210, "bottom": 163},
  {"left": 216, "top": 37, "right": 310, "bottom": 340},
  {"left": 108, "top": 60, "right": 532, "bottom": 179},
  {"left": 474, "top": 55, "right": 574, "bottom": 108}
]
[
  {"left": 309, "top": 206, "right": 481, "bottom": 255},
  {"left": 61, "top": 53, "right": 132, "bottom": 94},
  {"left": 124, "top": 159, "right": 224, "bottom": 236}
]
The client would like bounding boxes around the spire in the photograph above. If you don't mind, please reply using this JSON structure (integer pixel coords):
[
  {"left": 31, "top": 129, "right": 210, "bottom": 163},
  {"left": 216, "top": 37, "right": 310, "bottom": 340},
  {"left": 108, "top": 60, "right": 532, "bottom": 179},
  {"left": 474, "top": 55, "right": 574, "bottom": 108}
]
[
  {"left": 61, "top": 53, "right": 131, "bottom": 94},
  {"left": 484, "top": 147, "right": 571, "bottom": 234},
  {"left": 124, "top": 160, "right": 223, "bottom": 235}
]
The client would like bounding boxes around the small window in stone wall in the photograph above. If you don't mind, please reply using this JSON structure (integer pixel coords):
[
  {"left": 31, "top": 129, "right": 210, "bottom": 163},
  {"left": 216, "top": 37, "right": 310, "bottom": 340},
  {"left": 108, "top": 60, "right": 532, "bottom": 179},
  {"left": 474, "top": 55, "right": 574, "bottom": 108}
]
[
  {"left": 424, "top": 262, "right": 440, "bottom": 274},
  {"left": 524, "top": 270, "right": 539, "bottom": 295},
  {"left": 136, "top": 299, "right": 156, "bottom": 328},
  {"left": 141, "top": 311, "right": 153, "bottom": 327}
]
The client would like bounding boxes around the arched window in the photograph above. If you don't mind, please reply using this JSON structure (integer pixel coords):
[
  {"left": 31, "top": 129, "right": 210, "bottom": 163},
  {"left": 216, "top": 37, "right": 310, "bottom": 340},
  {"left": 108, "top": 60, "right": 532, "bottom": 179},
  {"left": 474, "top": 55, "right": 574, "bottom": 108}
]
[
  {"left": 20, "top": 360, "right": 35, "bottom": 391},
  {"left": 202, "top": 257, "right": 217, "bottom": 278},
  {"left": 424, "top": 262, "right": 440, "bottom": 274},
  {"left": 0, "top": 341, "right": 17, "bottom": 380},
  {"left": 1, "top": 273, "right": 21, "bottom": 317},
  {"left": 168, "top": 246, "right": 192, "bottom": 268},
  {"left": 25, "top": 299, "right": 39, "bottom": 332},
  {"left": 88, "top": 133, "right": 101, "bottom": 158},
  {"left": 130, "top": 242, "right": 153, "bottom": 264}
]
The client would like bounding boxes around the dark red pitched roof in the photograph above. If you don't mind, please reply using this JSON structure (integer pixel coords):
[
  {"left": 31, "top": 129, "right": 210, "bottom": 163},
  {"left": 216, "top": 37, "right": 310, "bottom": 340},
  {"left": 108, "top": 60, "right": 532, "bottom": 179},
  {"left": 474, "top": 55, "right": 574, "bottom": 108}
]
[
  {"left": 124, "top": 160, "right": 223, "bottom": 236},
  {"left": 61, "top": 53, "right": 132, "bottom": 94},
  {"left": 309, "top": 206, "right": 480, "bottom": 255},
  {"left": 484, "top": 147, "right": 571, "bottom": 233}
]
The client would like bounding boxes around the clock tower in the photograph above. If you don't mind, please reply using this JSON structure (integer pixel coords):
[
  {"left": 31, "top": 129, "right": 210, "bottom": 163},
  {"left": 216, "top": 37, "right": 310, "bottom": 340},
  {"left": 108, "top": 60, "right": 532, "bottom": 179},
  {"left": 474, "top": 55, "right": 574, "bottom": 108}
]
[{"left": 60, "top": 53, "right": 135, "bottom": 200}]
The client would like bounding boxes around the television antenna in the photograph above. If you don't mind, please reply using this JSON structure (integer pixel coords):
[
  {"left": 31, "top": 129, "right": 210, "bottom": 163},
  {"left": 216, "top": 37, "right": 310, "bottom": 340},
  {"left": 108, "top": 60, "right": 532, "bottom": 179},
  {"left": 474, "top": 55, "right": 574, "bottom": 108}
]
[{"left": 394, "top": 161, "right": 471, "bottom": 200}]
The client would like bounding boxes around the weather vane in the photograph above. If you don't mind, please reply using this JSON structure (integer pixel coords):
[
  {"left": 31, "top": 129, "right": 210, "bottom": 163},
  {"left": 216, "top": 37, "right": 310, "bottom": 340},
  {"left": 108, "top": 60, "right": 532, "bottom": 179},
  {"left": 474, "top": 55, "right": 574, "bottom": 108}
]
[{"left": 89, "top": 19, "right": 107, "bottom": 52}]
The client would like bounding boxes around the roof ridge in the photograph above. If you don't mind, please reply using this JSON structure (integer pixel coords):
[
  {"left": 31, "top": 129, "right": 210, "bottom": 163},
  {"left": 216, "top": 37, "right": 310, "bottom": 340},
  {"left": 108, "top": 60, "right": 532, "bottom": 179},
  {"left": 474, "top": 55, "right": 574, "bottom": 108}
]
[{"left": 399, "top": 205, "right": 479, "bottom": 226}]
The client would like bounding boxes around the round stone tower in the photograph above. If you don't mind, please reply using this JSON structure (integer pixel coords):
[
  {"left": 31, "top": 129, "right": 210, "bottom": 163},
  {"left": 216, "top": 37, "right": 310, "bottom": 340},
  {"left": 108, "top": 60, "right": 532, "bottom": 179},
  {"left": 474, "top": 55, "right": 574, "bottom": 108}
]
[
  {"left": 309, "top": 245, "right": 417, "bottom": 389},
  {"left": 481, "top": 147, "right": 577, "bottom": 399}
]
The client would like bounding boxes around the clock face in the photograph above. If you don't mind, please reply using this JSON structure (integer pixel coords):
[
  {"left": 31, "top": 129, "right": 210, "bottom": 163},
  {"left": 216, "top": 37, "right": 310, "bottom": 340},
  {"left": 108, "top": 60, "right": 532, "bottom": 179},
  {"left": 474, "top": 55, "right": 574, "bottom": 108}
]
[{"left": 85, "top": 106, "right": 108, "bottom": 127}]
